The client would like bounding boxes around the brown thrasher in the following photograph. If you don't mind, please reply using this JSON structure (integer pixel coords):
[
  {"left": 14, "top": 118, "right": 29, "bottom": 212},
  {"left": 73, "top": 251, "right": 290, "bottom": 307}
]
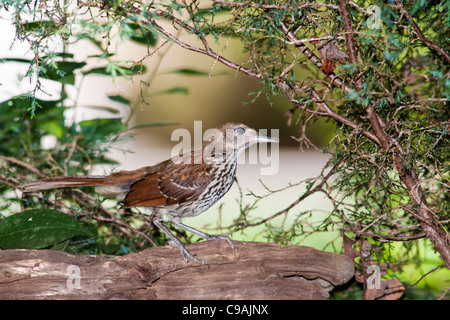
[{"left": 20, "top": 122, "right": 278, "bottom": 264}]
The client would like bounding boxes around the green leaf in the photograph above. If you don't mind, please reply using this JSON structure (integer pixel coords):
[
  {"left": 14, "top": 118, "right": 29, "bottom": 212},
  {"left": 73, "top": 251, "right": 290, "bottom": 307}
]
[
  {"left": 124, "top": 22, "right": 158, "bottom": 46},
  {"left": 43, "top": 53, "right": 75, "bottom": 60},
  {"left": 41, "top": 61, "right": 87, "bottom": 85},
  {"left": 36, "top": 120, "right": 64, "bottom": 138},
  {"left": 126, "top": 121, "right": 178, "bottom": 131},
  {"left": 83, "top": 64, "right": 147, "bottom": 77},
  {"left": 82, "top": 67, "right": 110, "bottom": 76},
  {"left": 166, "top": 68, "right": 209, "bottom": 76},
  {"left": 83, "top": 105, "right": 122, "bottom": 114},
  {"left": 79, "top": 117, "right": 126, "bottom": 140},
  {"left": 0, "top": 209, "right": 94, "bottom": 249},
  {"left": 2, "top": 58, "right": 32, "bottom": 64},
  {"left": 107, "top": 94, "right": 132, "bottom": 106},
  {"left": 151, "top": 86, "right": 189, "bottom": 96},
  {"left": 20, "top": 20, "right": 60, "bottom": 32}
]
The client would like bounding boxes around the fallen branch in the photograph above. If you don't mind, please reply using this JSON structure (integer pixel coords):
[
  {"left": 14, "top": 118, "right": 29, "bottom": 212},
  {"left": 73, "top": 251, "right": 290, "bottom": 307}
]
[{"left": 0, "top": 241, "right": 354, "bottom": 300}]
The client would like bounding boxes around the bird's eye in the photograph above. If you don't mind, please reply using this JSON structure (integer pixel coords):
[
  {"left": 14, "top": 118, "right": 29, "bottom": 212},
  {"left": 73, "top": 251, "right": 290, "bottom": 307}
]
[{"left": 235, "top": 127, "right": 245, "bottom": 135}]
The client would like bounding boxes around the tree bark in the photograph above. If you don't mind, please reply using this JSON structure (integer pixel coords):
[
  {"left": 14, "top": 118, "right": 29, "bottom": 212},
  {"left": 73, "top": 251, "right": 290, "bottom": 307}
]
[{"left": 0, "top": 241, "right": 354, "bottom": 300}]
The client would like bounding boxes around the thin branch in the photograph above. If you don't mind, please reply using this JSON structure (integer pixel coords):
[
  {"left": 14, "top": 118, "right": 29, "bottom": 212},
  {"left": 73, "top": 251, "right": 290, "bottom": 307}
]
[
  {"left": 338, "top": 0, "right": 357, "bottom": 65},
  {"left": 212, "top": 0, "right": 339, "bottom": 11},
  {"left": 338, "top": 0, "right": 362, "bottom": 89},
  {"left": 438, "top": 287, "right": 450, "bottom": 300},
  {"left": 276, "top": 76, "right": 381, "bottom": 146},
  {"left": 149, "top": 11, "right": 262, "bottom": 80},
  {"left": 406, "top": 264, "right": 445, "bottom": 287},
  {"left": 348, "top": 1, "right": 376, "bottom": 15},
  {"left": 0, "top": 155, "right": 46, "bottom": 178},
  {"left": 63, "top": 135, "right": 82, "bottom": 176},
  {"left": 354, "top": 231, "right": 426, "bottom": 242},
  {"left": 394, "top": 0, "right": 450, "bottom": 63},
  {"left": 232, "top": 163, "right": 338, "bottom": 230},
  {"left": 277, "top": 21, "right": 353, "bottom": 94}
]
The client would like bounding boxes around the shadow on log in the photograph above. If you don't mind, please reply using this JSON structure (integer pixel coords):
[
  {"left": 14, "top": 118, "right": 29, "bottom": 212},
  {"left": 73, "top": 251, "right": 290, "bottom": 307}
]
[{"left": 0, "top": 241, "right": 354, "bottom": 299}]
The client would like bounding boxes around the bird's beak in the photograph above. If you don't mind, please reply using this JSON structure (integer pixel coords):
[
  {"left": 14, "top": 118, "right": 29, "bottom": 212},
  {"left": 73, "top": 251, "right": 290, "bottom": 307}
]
[
  {"left": 245, "top": 130, "right": 279, "bottom": 147},
  {"left": 257, "top": 132, "right": 279, "bottom": 144}
]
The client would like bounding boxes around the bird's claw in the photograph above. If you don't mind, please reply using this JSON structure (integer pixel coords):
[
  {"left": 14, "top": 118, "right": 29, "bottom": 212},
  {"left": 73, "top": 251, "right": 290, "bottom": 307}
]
[
  {"left": 180, "top": 247, "right": 207, "bottom": 265},
  {"left": 167, "top": 240, "right": 207, "bottom": 265},
  {"left": 208, "top": 235, "right": 238, "bottom": 254}
]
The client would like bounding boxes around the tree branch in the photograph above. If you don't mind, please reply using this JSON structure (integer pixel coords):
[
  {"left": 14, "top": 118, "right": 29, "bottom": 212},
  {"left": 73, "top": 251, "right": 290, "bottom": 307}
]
[
  {"left": 147, "top": 9, "right": 263, "bottom": 80},
  {"left": 0, "top": 242, "right": 354, "bottom": 300},
  {"left": 338, "top": 0, "right": 362, "bottom": 89},
  {"left": 276, "top": 21, "right": 381, "bottom": 146},
  {"left": 338, "top": 0, "right": 357, "bottom": 65},
  {"left": 212, "top": 0, "right": 339, "bottom": 11},
  {"left": 276, "top": 12, "right": 450, "bottom": 267},
  {"left": 394, "top": 0, "right": 450, "bottom": 63},
  {"left": 0, "top": 155, "right": 46, "bottom": 178},
  {"left": 277, "top": 81, "right": 382, "bottom": 145}
]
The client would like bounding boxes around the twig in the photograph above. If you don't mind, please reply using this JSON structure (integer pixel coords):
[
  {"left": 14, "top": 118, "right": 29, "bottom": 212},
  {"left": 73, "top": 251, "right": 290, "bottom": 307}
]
[
  {"left": 394, "top": 0, "right": 450, "bottom": 63},
  {"left": 64, "top": 135, "right": 82, "bottom": 176},
  {"left": 338, "top": 0, "right": 362, "bottom": 89},
  {"left": 338, "top": 0, "right": 357, "bottom": 65},
  {"left": 438, "top": 287, "right": 450, "bottom": 300},
  {"left": 148, "top": 18, "right": 262, "bottom": 80},
  {"left": 233, "top": 163, "right": 338, "bottom": 230},
  {"left": 406, "top": 264, "right": 445, "bottom": 287},
  {"left": 0, "top": 155, "right": 46, "bottom": 178},
  {"left": 348, "top": 1, "right": 376, "bottom": 15},
  {"left": 277, "top": 80, "right": 382, "bottom": 146},
  {"left": 212, "top": 0, "right": 339, "bottom": 11},
  {"left": 354, "top": 231, "right": 426, "bottom": 242},
  {"left": 71, "top": 190, "right": 158, "bottom": 247}
]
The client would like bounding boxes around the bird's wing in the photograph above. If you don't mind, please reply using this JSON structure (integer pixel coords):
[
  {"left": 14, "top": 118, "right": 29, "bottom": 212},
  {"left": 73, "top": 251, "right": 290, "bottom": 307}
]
[{"left": 122, "top": 160, "right": 212, "bottom": 208}]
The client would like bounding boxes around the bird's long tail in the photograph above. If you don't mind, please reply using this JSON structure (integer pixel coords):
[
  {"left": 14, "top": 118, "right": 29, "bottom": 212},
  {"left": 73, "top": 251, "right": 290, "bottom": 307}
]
[{"left": 20, "top": 176, "right": 110, "bottom": 192}]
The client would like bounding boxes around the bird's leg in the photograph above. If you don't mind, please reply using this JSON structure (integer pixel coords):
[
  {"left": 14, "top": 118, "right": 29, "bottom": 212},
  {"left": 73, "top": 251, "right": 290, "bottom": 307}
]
[
  {"left": 152, "top": 217, "right": 207, "bottom": 265},
  {"left": 169, "top": 216, "right": 238, "bottom": 254}
]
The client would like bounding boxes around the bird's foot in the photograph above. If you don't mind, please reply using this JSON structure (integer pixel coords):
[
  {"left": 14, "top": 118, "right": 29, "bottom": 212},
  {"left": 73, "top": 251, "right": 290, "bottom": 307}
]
[
  {"left": 168, "top": 240, "right": 207, "bottom": 265},
  {"left": 180, "top": 248, "right": 208, "bottom": 265},
  {"left": 206, "top": 235, "right": 238, "bottom": 254}
]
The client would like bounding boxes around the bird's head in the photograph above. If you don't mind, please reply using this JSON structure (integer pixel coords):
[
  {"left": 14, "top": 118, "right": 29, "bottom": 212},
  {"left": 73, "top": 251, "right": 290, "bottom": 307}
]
[{"left": 203, "top": 122, "right": 278, "bottom": 162}]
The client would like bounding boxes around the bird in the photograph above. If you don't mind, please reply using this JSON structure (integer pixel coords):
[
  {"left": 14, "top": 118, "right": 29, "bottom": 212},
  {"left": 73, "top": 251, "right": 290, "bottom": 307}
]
[{"left": 20, "top": 122, "right": 278, "bottom": 264}]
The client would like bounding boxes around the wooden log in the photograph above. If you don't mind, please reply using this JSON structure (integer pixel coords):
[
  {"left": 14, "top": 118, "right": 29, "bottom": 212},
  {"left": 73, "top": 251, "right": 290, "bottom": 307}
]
[{"left": 0, "top": 241, "right": 354, "bottom": 299}]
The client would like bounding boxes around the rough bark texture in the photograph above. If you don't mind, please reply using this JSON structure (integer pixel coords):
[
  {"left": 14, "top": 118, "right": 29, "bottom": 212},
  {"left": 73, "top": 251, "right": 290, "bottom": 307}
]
[{"left": 0, "top": 241, "right": 354, "bottom": 300}]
